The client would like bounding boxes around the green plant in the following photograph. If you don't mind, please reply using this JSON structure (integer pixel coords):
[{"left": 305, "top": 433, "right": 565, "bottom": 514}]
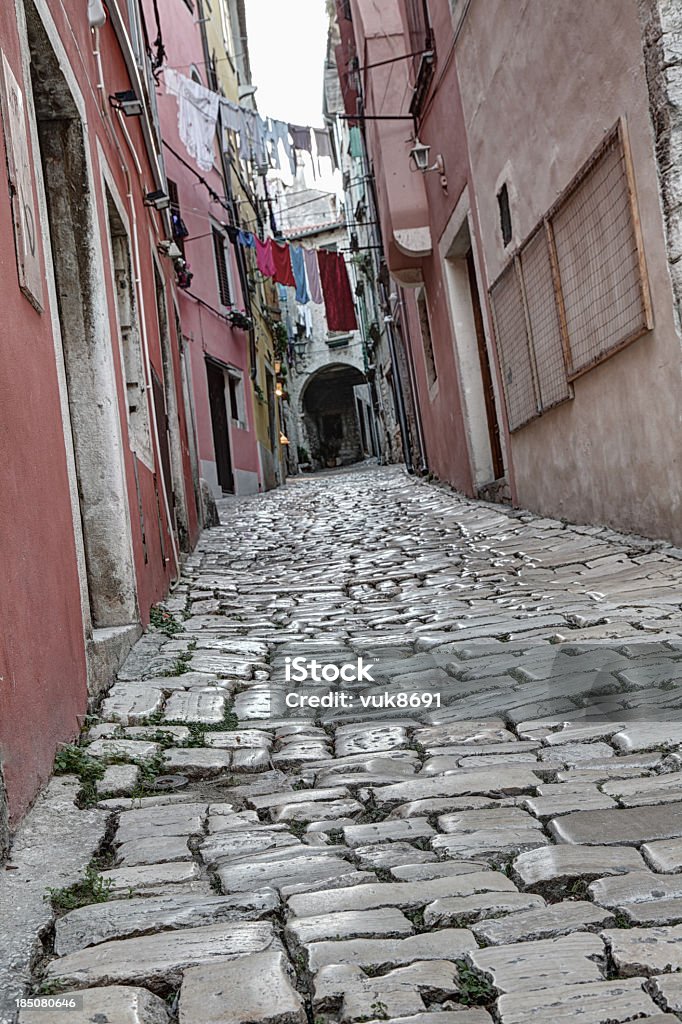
[
  {"left": 47, "top": 863, "right": 113, "bottom": 911},
  {"left": 369, "top": 1000, "right": 389, "bottom": 1020},
  {"left": 149, "top": 605, "right": 184, "bottom": 636},
  {"left": 54, "top": 744, "right": 104, "bottom": 807},
  {"left": 287, "top": 819, "right": 310, "bottom": 839},
  {"left": 253, "top": 383, "right": 265, "bottom": 401},
  {"left": 455, "top": 961, "right": 496, "bottom": 1006},
  {"left": 297, "top": 446, "right": 310, "bottom": 464}
]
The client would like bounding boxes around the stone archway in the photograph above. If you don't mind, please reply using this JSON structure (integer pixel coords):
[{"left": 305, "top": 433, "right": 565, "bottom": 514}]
[{"left": 300, "top": 363, "right": 370, "bottom": 469}]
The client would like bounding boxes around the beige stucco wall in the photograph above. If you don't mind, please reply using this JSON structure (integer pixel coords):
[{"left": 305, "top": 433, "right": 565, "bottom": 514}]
[{"left": 456, "top": 0, "right": 682, "bottom": 544}]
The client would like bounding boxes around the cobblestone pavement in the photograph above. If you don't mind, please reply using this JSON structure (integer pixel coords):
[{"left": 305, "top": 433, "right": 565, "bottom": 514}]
[{"left": 7, "top": 464, "right": 682, "bottom": 1023}]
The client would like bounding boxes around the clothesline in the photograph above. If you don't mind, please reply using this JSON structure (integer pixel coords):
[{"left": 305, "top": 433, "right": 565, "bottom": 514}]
[
  {"left": 225, "top": 228, "right": 357, "bottom": 333},
  {"left": 163, "top": 66, "right": 334, "bottom": 177}
]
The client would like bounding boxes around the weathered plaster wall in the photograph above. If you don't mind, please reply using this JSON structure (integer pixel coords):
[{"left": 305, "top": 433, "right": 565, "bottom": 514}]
[{"left": 456, "top": 0, "right": 682, "bottom": 543}]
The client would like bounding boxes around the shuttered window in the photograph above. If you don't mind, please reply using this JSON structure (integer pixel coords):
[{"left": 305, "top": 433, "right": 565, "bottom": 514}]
[{"left": 489, "top": 120, "right": 651, "bottom": 433}]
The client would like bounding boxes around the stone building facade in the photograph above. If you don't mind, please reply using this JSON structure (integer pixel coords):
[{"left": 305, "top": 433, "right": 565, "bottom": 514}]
[{"left": 336, "top": 0, "right": 682, "bottom": 544}]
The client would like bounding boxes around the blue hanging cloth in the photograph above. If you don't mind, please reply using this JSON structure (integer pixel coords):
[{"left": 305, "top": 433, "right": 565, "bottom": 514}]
[
  {"left": 289, "top": 244, "right": 309, "bottom": 304},
  {"left": 237, "top": 230, "right": 256, "bottom": 248}
]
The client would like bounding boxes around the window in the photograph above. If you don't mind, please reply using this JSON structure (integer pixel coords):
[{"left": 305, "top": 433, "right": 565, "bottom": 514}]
[
  {"left": 405, "top": 0, "right": 433, "bottom": 53},
  {"left": 406, "top": 0, "right": 435, "bottom": 117},
  {"left": 227, "top": 374, "right": 246, "bottom": 425},
  {"left": 106, "top": 191, "right": 153, "bottom": 465},
  {"left": 497, "top": 184, "right": 512, "bottom": 247},
  {"left": 416, "top": 288, "right": 437, "bottom": 386},
  {"left": 212, "top": 226, "right": 232, "bottom": 307},
  {"left": 489, "top": 120, "right": 652, "bottom": 432},
  {"left": 168, "top": 179, "right": 186, "bottom": 258}
]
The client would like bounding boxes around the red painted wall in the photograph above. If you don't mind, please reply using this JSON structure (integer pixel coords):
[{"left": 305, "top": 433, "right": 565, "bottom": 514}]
[{"left": 0, "top": 0, "right": 200, "bottom": 825}]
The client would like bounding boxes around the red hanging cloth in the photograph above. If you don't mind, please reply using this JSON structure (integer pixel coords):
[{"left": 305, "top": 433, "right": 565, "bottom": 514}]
[
  {"left": 317, "top": 249, "right": 358, "bottom": 332},
  {"left": 255, "top": 237, "right": 276, "bottom": 277},
  {"left": 271, "top": 240, "right": 296, "bottom": 287}
]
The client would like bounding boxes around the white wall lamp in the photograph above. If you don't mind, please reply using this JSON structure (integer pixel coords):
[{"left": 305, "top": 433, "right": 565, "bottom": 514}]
[
  {"left": 158, "top": 239, "right": 183, "bottom": 260},
  {"left": 144, "top": 190, "right": 171, "bottom": 211},
  {"left": 87, "top": 0, "right": 106, "bottom": 28},
  {"left": 109, "top": 90, "right": 143, "bottom": 117},
  {"left": 409, "top": 138, "right": 447, "bottom": 191}
]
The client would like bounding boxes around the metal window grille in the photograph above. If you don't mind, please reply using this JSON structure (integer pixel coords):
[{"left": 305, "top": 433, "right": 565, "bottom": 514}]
[
  {"left": 489, "top": 119, "right": 651, "bottom": 433},
  {"left": 519, "top": 226, "right": 571, "bottom": 410},
  {"left": 490, "top": 262, "right": 538, "bottom": 431},
  {"left": 212, "top": 227, "right": 231, "bottom": 307},
  {"left": 552, "top": 126, "right": 652, "bottom": 377}
]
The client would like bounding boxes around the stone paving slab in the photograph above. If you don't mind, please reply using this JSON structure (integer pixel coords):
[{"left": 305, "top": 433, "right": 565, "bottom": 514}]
[
  {"left": 287, "top": 872, "right": 518, "bottom": 917},
  {"left": 17, "top": 986, "right": 169, "bottom": 1024},
  {"left": 305, "top": 929, "right": 477, "bottom": 972},
  {"left": 549, "top": 803, "right": 682, "bottom": 846},
  {"left": 45, "top": 922, "right": 280, "bottom": 992},
  {"left": 54, "top": 890, "right": 279, "bottom": 955},
  {"left": 470, "top": 900, "right": 614, "bottom": 945},
  {"left": 177, "top": 950, "right": 305, "bottom": 1024},
  {"left": 286, "top": 907, "right": 414, "bottom": 946},
  {"left": 495, "top": 977, "right": 662, "bottom": 1023}
]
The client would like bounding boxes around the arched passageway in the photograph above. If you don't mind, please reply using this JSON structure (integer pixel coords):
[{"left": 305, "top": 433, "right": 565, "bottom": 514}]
[{"left": 300, "top": 363, "right": 375, "bottom": 468}]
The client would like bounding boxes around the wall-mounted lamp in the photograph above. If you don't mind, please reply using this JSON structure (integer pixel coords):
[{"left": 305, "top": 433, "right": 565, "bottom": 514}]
[
  {"left": 275, "top": 383, "right": 284, "bottom": 398},
  {"left": 158, "top": 239, "right": 183, "bottom": 260},
  {"left": 109, "top": 90, "right": 143, "bottom": 117},
  {"left": 409, "top": 137, "right": 448, "bottom": 191},
  {"left": 88, "top": 0, "right": 107, "bottom": 29},
  {"left": 144, "top": 189, "right": 171, "bottom": 211},
  {"left": 279, "top": 432, "right": 290, "bottom": 446}
]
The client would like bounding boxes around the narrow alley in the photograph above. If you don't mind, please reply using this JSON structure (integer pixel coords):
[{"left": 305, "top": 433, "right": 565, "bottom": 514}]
[{"left": 5, "top": 465, "right": 682, "bottom": 1023}]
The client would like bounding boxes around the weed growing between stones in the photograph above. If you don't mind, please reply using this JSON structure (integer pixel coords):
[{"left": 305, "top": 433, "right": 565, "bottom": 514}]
[
  {"left": 454, "top": 961, "right": 496, "bottom": 1006},
  {"left": 47, "top": 862, "right": 113, "bottom": 911},
  {"left": 53, "top": 744, "right": 104, "bottom": 807},
  {"left": 287, "top": 819, "right": 310, "bottom": 839},
  {"left": 149, "top": 605, "right": 185, "bottom": 636}
]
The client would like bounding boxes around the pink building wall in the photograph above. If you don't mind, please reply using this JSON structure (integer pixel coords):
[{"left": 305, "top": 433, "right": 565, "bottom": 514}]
[{"left": 151, "top": 0, "right": 261, "bottom": 497}]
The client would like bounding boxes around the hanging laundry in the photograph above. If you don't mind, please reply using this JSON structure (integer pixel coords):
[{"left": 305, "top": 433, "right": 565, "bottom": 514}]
[
  {"left": 317, "top": 249, "right": 358, "bottom": 332},
  {"left": 314, "top": 128, "right": 333, "bottom": 160},
  {"left": 289, "top": 124, "right": 312, "bottom": 154},
  {"left": 303, "top": 247, "right": 323, "bottom": 305},
  {"left": 255, "top": 236, "right": 276, "bottom": 277},
  {"left": 271, "top": 239, "right": 296, "bottom": 287},
  {"left": 349, "top": 125, "right": 363, "bottom": 159},
  {"left": 164, "top": 68, "right": 219, "bottom": 172},
  {"left": 270, "top": 120, "right": 296, "bottom": 176},
  {"left": 289, "top": 245, "right": 309, "bottom": 304},
  {"left": 297, "top": 303, "right": 313, "bottom": 338},
  {"left": 314, "top": 127, "right": 335, "bottom": 175},
  {"left": 225, "top": 224, "right": 240, "bottom": 245},
  {"left": 237, "top": 230, "right": 256, "bottom": 248}
]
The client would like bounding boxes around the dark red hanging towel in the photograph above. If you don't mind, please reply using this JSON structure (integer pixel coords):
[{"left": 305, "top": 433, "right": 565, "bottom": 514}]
[
  {"left": 317, "top": 249, "right": 358, "bottom": 332},
  {"left": 271, "top": 240, "right": 296, "bottom": 287}
]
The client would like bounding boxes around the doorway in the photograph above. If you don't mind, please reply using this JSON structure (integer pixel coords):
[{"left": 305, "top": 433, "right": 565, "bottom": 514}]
[
  {"left": 466, "top": 250, "right": 505, "bottom": 479},
  {"left": 442, "top": 213, "right": 506, "bottom": 489},
  {"left": 26, "top": 1, "right": 138, "bottom": 628},
  {"left": 206, "top": 360, "right": 234, "bottom": 493}
]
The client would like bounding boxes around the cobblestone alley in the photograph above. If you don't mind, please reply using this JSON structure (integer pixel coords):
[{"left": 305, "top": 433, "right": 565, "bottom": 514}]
[{"left": 6, "top": 465, "right": 682, "bottom": 1024}]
